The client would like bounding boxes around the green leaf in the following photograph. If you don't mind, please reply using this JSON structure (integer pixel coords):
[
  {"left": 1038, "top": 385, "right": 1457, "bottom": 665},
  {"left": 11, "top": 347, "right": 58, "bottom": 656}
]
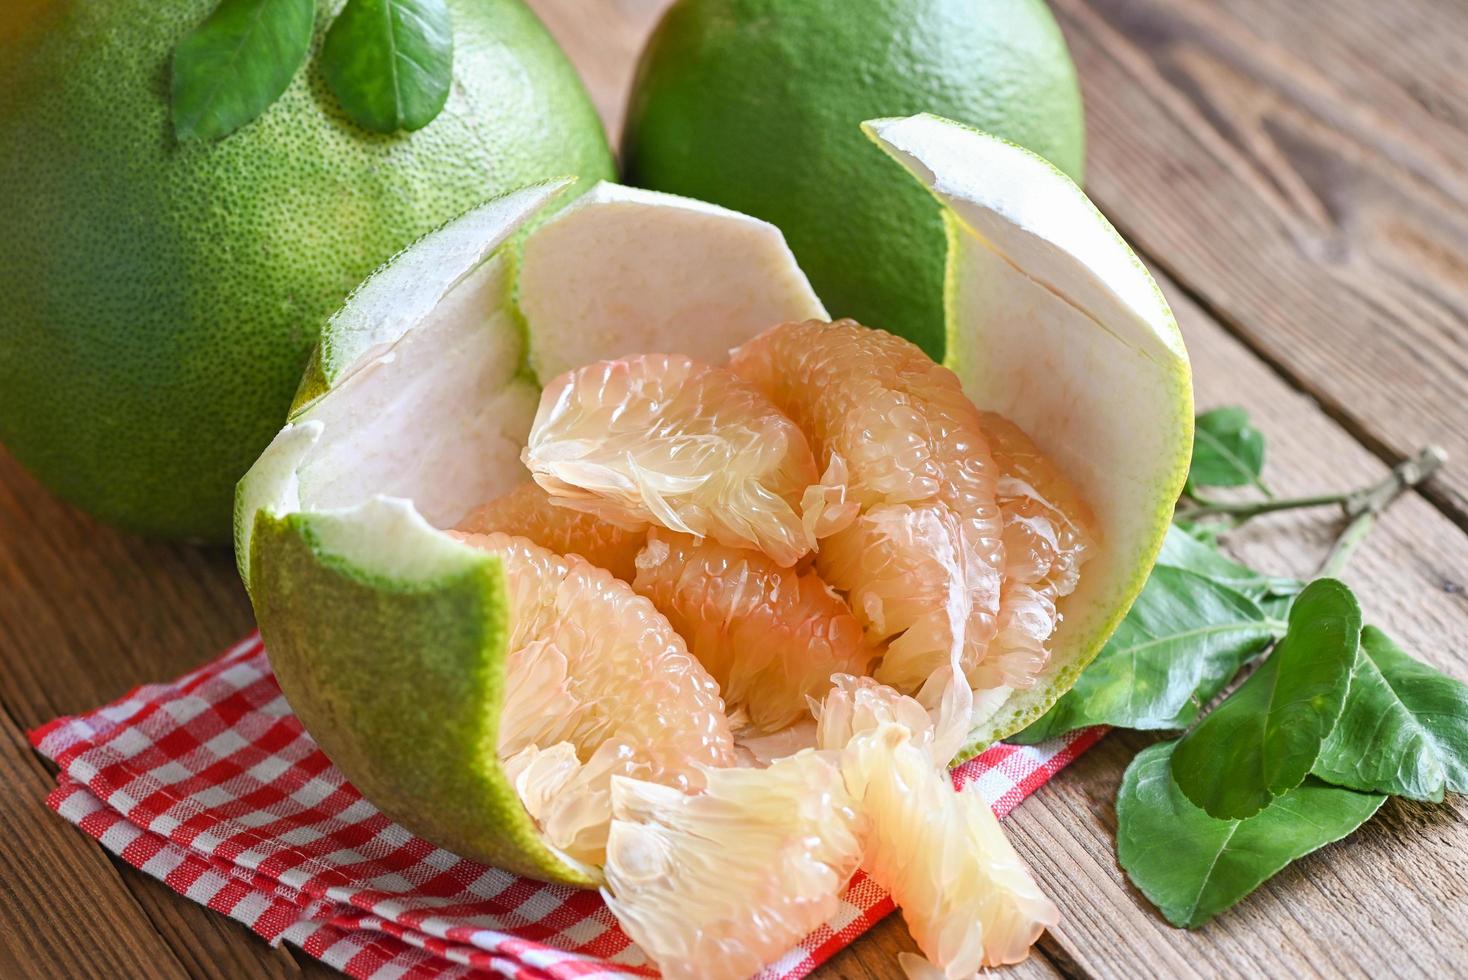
[
  {"left": 321, "top": 0, "right": 453, "bottom": 134},
  {"left": 1313, "top": 626, "right": 1468, "bottom": 801},
  {"left": 171, "top": 0, "right": 315, "bottom": 141},
  {"left": 1118, "top": 741, "right": 1384, "bottom": 928},
  {"left": 1156, "top": 525, "right": 1299, "bottom": 602},
  {"left": 1011, "top": 565, "right": 1279, "bottom": 743},
  {"left": 1171, "top": 578, "right": 1361, "bottom": 819},
  {"left": 1189, "top": 407, "right": 1267, "bottom": 492}
]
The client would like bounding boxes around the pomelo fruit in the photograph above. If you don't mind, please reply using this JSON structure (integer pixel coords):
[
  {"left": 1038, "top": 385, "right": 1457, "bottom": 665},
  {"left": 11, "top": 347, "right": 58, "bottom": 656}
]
[
  {"left": 0, "top": 0, "right": 613, "bottom": 541},
  {"left": 235, "top": 115, "right": 1192, "bottom": 961},
  {"left": 622, "top": 0, "right": 1085, "bottom": 359}
]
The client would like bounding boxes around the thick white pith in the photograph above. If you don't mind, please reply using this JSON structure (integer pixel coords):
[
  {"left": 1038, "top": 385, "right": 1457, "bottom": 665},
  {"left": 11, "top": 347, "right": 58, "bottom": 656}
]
[{"left": 237, "top": 118, "right": 1193, "bottom": 973}]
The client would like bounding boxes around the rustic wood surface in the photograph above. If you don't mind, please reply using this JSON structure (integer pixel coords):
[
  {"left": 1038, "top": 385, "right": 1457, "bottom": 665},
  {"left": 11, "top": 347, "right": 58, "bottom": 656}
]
[{"left": 1, "top": 0, "right": 1464, "bottom": 977}]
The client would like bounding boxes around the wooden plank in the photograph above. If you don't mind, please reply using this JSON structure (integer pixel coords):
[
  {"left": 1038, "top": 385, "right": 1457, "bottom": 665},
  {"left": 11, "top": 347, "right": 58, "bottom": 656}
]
[
  {"left": 1001, "top": 269, "right": 1468, "bottom": 979},
  {"left": 0, "top": 703, "right": 191, "bottom": 980},
  {"left": 0, "top": 457, "right": 316, "bottom": 978},
  {"left": 815, "top": 910, "right": 1064, "bottom": 980},
  {"left": 1050, "top": 0, "right": 1468, "bottom": 527}
]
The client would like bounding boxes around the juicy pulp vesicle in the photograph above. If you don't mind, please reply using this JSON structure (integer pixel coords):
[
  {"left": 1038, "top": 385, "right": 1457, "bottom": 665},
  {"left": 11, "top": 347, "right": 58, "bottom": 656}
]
[
  {"left": 731, "top": 319, "right": 1006, "bottom": 691},
  {"left": 633, "top": 528, "right": 877, "bottom": 734},
  {"left": 457, "top": 482, "right": 647, "bottom": 582},
  {"left": 524, "top": 353, "right": 833, "bottom": 567},
  {"left": 449, "top": 530, "right": 735, "bottom": 866}
]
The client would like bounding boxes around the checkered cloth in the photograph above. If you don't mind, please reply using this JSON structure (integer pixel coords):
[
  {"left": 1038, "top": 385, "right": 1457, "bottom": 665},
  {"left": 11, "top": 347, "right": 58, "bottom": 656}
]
[{"left": 30, "top": 633, "right": 1102, "bottom": 979}]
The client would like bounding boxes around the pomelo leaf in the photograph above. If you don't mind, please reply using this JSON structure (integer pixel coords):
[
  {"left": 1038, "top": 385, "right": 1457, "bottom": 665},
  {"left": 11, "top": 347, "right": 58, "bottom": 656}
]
[
  {"left": 1189, "top": 406, "right": 1266, "bottom": 492},
  {"left": 1118, "top": 741, "right": 1384, "bottom": 928},
  {"left": 1171, "top": 578, "right": 1361, "bottom": 820},
  {"left": 1155, "top": 525, "right": 1300, "bottom": 603},
  {"left": 1313, "top": 626, "right": 1468, "bottom": 802},
  {"left": 1012, "top": 565, "right": 1280, "bottom": 743},
  {"left": 171, "top": 0, "right": 315, "bottom": 141},
  {"left": 322, "top": 0, "right": 453, "bottom": 134}
]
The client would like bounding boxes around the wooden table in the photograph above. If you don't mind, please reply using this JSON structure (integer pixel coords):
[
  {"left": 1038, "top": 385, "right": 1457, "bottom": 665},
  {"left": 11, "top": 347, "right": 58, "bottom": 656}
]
[{"left": 3, "top": 1, "right": 1465, "bottom": 976}]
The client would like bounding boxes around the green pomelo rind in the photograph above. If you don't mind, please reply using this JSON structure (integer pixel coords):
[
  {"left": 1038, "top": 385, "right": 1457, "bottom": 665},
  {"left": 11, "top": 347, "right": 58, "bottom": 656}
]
[
  {"left": 864, "top": 114, "right": 1193, "bottom": 757},
  {"left": 621, "top": 0, "right": 1084, "bottom": 360},
  {"left": 0, "top": 0, "right": 613, "bottom": 541},
  {"left": 250, "top": 503, "right": 596, "bottom": 886}
]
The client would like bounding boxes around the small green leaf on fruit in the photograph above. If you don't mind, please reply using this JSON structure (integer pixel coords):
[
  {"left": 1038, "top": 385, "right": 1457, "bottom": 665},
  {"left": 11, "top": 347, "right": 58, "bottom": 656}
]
[
  {"left": 1118, "top": 741, "right": 1384, "bottom": 928},
  {"left": 1171, "top": 578, "right": 1361, "bottom": 820},
  {"left": 322, "top": 0, "right": 453, "bottom": 134},
  {"left": 1189, "top": 406, "right": 1267, "bottom": 492},
  {"left": 1012, "top": 564, "right": 1278, "bottom": 743},
  {"left": 172, "top": 0, "right": 315, "bottom": 142},
  {"left": 1313, "top": 626, "right": 1468, "bottom": 801}
]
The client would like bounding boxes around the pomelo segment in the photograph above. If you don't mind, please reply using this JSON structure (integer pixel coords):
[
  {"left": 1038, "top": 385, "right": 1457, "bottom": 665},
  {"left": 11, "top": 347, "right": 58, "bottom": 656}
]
[
  {"left": 817, "top": 675, "right": 1058, "bottom": 974},
  {"left": 457, "top": 482, "right": 646, "bottom": 581},
  {"left": 731, "top": 318, "right": 1006, "bottom": 691},
  {"left": 449, "top": 531, "right": 734, "bottom": 866},
  {"left": 979, "top": 411, "right": 1098, "bottom": 690},
  {"left": 865, "top": 114, "right": 1194, "bottom": 752},
  {"left": 632, "top": 528, "right": 877, "bottom": 734},
  {"left": 524, "top": 353, "right": 835, "bottom": 566},
  {"left": 602, "top": 750, "right": 863, "bottom": 980}
]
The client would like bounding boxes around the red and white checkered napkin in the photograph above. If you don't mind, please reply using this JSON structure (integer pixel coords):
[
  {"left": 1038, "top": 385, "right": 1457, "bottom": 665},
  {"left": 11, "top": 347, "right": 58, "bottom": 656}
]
[{"left": 30, "top": 633, "right": 1102, "bottom": 980}]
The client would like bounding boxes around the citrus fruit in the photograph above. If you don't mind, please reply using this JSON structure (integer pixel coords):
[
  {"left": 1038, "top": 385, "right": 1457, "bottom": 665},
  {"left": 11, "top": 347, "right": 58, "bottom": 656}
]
[
  {"left": 236, "top": 111, "right": 1192, "bottom": 927},
  {"left": 602, "top": 751, "right": 863, "bottom": 980},
  {"left": 0, "top": 0, "right": 613, "bottom": 541},
  {"left": 236, "top": 178, "right": 826, "bottom": 885},
  {"left": 731, "top": 318, "right": 1007, "bottom": 694},
  {"left": 622, "top": 0, "right": 1084, "bottom": 358},
  {"left": 633, "top": 528, "right": 877, "bottom": 734},
  {"left": 457, "top": 482, "right": 646, "bottom": 582},
  {"left": 447, "top": 530, "right": 734, "bottom": 867},
  {"left": 523, "top": 353, "right": 836, "bottom": 566}
]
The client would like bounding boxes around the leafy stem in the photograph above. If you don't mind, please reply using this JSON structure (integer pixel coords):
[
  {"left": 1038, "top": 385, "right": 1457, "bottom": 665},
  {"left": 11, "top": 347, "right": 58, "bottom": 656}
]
[
  {"left": 1176, "top": 445, "right": 1445, "bottom": 533},
  {"left": 1317, "top": 445, "right": 1447, "bottom": 577}
]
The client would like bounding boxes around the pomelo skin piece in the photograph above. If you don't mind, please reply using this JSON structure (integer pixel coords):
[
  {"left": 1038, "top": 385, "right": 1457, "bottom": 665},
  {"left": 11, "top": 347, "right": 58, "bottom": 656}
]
[
  {"left": 0, "top": 0, "right": 614, "bottom": 541},
  {"left": 237, "top": 115, "right": 1192, "bottom": 893}
]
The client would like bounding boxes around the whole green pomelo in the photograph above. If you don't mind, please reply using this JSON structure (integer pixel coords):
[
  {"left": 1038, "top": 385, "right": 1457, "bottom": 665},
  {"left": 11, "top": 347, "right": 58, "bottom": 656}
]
[
  {"left": 0, "top": 0, "right": 613, "bottom": 542},
  {"left": 622, "top": 0, "right": 1084, "bottom": 360}
]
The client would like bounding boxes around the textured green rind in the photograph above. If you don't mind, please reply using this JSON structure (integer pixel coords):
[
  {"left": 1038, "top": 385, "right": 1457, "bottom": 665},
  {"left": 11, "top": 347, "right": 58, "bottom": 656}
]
[
  {"left": 622, "top": 0, "right": 1084, "bottom": 360},
  {"left": 250, "top": 510, "right": 595, "bottom": 887},
  {"left": 0, "top": 0, "right": 613, "bottom": 541}
]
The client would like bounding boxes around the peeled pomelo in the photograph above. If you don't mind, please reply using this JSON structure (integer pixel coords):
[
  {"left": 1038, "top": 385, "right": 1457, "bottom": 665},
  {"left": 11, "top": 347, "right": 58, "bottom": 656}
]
[
  {"left": 236, "top": 111, "right": 1191, "bottom": 915},
  {"left": 0, "top": 0, "right": 613, "bottom": 540}
]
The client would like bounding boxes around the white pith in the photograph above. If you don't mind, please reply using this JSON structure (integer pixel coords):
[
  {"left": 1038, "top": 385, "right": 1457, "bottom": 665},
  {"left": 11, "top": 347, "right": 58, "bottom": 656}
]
[{"left": 237, "top": 116, "right": 1192, "bottom": 976}]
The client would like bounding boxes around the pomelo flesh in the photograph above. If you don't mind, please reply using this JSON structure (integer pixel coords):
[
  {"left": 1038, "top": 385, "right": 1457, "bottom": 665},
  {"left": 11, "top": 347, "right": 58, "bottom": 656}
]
[
  {"left": 633, "top": 528, "right": 877, "bottom": 734},
  {"left": 524, "top": 353, "right": 841, "bottom": 566},
  {"left": 236, "top": 115, "right": 1193, "bottom": 967},
  {"left": 456, "top": 482, "right": 646, "bottom": 582},
  {"left": 731, "top": 318, "right": 1008, "bottom": 692}
]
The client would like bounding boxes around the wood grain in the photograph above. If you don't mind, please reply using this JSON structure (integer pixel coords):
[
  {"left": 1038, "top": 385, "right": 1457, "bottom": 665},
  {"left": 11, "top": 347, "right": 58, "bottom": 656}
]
[{"left": 1050, "top": 0, "right": 1468, "bottom": 527}]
